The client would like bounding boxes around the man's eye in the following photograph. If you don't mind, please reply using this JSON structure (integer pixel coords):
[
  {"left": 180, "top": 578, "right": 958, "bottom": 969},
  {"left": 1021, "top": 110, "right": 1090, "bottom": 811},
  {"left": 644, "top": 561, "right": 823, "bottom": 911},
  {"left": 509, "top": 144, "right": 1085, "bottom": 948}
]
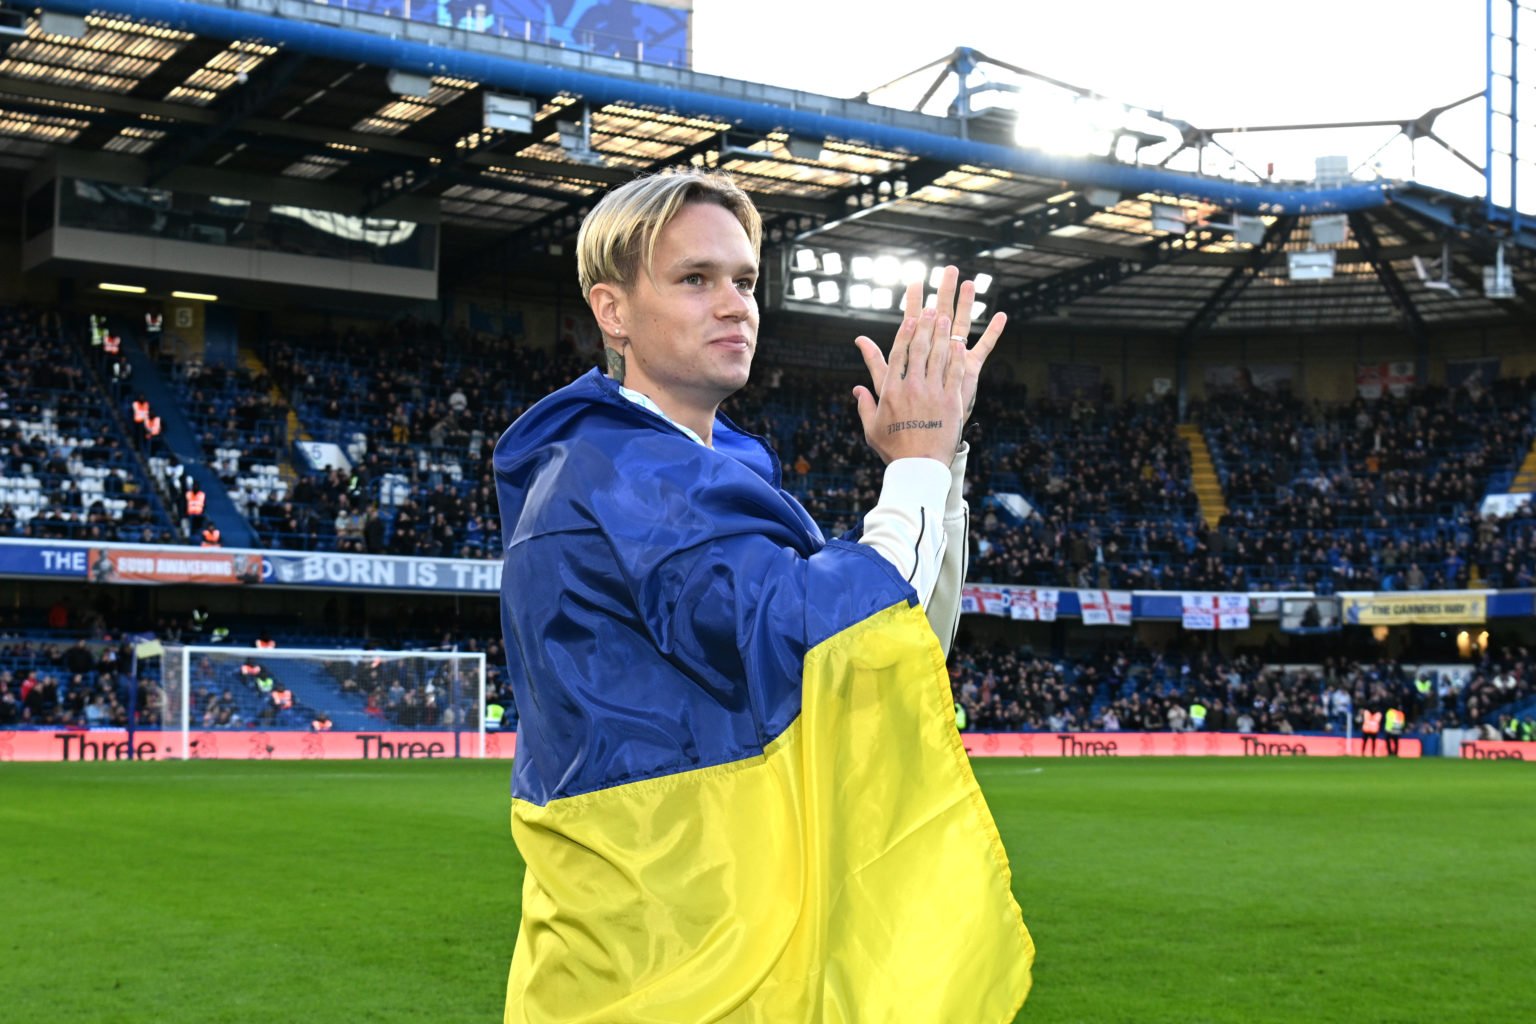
[
  {"left": 681, "top": 273, "right": 703, "bottom": 285},
  {"left": 736, "top": 279, "right": 756, "bottom": 292}
]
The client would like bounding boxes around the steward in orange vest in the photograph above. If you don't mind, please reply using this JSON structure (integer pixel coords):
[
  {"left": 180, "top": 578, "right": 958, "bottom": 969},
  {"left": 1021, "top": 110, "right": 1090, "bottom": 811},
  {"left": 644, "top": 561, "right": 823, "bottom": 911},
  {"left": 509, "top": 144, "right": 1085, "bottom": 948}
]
[
  {"left": 1359, "top": 708, "right": 1382, "bottom": 756},
  {"left": 200, "top": 524, "right": 221, "bottom": 547},
  {"left": 132, "top": 398, "right": 150, "bottom": 424}
]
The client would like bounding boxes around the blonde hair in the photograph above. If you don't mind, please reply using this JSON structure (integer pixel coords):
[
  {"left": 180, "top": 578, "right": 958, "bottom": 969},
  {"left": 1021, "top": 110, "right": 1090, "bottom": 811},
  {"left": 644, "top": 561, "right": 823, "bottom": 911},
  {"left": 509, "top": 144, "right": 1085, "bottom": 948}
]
[{"left": 577, "top": 168, "right": 762, "bottom": 299}]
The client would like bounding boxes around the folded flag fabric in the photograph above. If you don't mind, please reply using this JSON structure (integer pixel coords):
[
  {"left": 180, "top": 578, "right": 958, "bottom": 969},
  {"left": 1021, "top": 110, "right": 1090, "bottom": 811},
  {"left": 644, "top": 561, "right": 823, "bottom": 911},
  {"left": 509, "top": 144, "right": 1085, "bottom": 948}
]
[{"left": 495, "top": 369, "right": 1034, "bottom": 1023}]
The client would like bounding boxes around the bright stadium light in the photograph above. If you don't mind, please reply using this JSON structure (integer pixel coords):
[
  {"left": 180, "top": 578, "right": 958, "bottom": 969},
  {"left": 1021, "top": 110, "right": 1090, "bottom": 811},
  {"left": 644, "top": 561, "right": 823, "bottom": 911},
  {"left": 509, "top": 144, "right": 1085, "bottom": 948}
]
[
  {"left": 873, "top": 255, "right": 901, "bottom": 286},
  {"left": 850, "top": 255, "right": 875, "bottom": 280},
  {"left": 794, "top": 248, "right": 817, "bottom": 272},
  {"left": 900, "top": 260, "right": 927, "bottom": 285},
  {"left": 99, "top": 282, "right": 146, "bottom": 294},
  {"left": 928, "top": 265, "right": 945, "bottom": 288},
  {"left": 821, "top": 251, "right": 844, "bottom": 275},
  {"left": 791, "top": 276, "right": 814, "bottom": 300},
  {"left": 974, "top": 272, "right": 993, "bottom": 295},
  {"left": 816, "top": 280, "right": 840, "bottom": 304},
  {"left": 971, "top": 301, "right": 987, "bottom": 319},
  {"left": 847, "top": 283, "right": 873, "bottom": 308},
  {"left": 871, "top": 286, "right": 895, "bottom": 309}
]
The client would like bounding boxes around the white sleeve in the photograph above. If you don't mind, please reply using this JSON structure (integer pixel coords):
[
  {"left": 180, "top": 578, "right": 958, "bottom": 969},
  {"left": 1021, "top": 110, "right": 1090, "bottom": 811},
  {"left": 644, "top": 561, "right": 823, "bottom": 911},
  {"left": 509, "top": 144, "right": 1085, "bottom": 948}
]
[
  {"left": 924, "top": 443, "right": 970, "bottom": 658},
  {"left": 857, "top": 454, "right": 952, "bottom": 616}
]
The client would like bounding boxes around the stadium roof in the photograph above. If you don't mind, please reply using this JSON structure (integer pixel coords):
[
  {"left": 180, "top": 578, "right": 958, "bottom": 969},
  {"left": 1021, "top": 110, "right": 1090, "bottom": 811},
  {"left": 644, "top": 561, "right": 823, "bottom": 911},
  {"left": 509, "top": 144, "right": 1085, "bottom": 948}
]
[{"left": 1, "top": 0, "right": 1531, "bottom": 336}]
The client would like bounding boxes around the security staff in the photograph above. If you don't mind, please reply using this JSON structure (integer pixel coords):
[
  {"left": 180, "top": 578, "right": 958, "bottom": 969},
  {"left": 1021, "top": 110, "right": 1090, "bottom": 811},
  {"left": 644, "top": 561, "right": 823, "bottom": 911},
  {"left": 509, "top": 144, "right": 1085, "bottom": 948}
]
[
  {"left": 1383, "top": 706, "right": 1405, "bottom": 757},
  {"left": 1359, "top": 707, "right": 1383, "bottom": 756}
]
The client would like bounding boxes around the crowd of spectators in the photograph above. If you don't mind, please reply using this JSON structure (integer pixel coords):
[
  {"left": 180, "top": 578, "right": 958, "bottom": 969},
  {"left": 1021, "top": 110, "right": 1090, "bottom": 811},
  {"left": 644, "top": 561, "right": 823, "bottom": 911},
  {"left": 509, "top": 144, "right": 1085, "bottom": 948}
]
[
  {"left": 949, "top": 642, "right": 1536, "bottom": 738},
  {"left": 8, "top": 308, "right": 1536, "bottom": 632},
  {"left": 0, "top": 306, "right": 172, "bottom": 544}
]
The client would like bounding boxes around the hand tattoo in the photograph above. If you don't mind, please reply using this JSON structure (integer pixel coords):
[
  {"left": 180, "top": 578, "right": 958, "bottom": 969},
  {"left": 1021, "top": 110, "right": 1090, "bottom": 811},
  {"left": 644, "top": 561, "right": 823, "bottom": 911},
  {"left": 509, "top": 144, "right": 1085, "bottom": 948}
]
[{"left": 887, "top": 419, "right": 944, "bottom": 435}]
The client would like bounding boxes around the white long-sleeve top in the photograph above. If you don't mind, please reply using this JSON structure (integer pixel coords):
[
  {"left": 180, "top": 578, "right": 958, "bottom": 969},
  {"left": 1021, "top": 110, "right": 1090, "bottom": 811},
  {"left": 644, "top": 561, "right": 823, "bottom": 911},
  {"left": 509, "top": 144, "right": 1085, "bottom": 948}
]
[{"left": 618, "top": 385, "right": 969, "bottom": 656}]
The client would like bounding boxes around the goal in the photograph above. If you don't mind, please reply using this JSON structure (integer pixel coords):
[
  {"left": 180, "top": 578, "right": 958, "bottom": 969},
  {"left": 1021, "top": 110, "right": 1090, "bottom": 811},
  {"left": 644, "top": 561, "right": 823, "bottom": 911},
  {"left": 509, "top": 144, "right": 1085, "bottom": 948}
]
[{"left": 154, "top": 645, "right": 488, "bottom": 759}]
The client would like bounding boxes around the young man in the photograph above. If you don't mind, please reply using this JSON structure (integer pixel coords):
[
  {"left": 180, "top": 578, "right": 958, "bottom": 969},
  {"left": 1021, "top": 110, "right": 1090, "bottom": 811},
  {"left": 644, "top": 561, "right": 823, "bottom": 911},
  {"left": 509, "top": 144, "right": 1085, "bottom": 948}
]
[{"left": 495, "top": 167, "right": 1033, "bottom": 1022}]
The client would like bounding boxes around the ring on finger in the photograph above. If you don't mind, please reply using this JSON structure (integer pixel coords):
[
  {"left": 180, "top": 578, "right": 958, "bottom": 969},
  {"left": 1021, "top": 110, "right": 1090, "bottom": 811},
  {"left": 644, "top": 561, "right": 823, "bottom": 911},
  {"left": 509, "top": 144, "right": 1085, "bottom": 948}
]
[{"left": 949, "top": 334, "right": 968, "bottom": 343}]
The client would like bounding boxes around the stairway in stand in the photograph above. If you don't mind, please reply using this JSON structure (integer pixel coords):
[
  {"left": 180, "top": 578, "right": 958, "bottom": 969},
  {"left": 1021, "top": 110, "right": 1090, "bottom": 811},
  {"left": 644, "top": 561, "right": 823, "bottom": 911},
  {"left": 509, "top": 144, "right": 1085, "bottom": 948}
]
[
  {"left": 1177, "top": 423, "right": 1227, "bottom": 529},
  {"left": 1509, "top": 437, "right": 1536, "bottom": 494}
]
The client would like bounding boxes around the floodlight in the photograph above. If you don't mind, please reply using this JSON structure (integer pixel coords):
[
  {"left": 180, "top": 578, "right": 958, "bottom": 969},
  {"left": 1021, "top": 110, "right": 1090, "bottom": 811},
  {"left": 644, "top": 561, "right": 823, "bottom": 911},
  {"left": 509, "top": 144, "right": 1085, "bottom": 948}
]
[
  {"left": 871, "top": 287, "right": 895, "bottom": 309},
  {"left": 387, "top": 70, "right": 433, "bottom": 98},
  {"left": 1233, "top": 215, "right": 1266, "bottom": 246},
  {"left": 873, "top": 255, "right": 901, "bottom": 287},
  {"left": 1287, "top": 250, "right": 1336, "bottom": 281},
  {"left": 847, "top": 283, "right": 873, "bottom": 308},
  {"left": 928, "top": 265, "right": 945, "bottom": 288},
  {"left": 1151, "top": 204, "right": 1187, "bottom": 234},
  {"left": 483, "top": 93, "right": 535, "bottom": 133},
  {"left": 817, "top": 280, "right": 840, "bottom": 304},
  {"left": 791, "top": 276, "right": 814, "bottom": 300},
  {"left": 99, "top": 282, "right": 146, "bottom": 294},
  {"left": 1085, "top": 188, "right": 1120, "bottom": 208},
  {"left": 973, "top": 272, "right": 993, "bottom": 295},
  {"left": 924, "top": 293, "right": 938, "bottom": 309},
  {"left": 900, "top": 260, "right": 927, "bottom": 286},
  {"left": 171, "top": 291, "right": 219, "bottom": 302},
  {"left": 39, "top": 11, "right": 87, "bottom": 38},
  {"left": 850, "top": 256, "right": 875, "bottom": 280},
  {"left": 821, "top": 251, "right": 844, "bottom": 275},
  {"left": 794, "top": 248, "right": 817, "bottom": 272},
  {"left": 971, "top": 301, "right": 987, "bottom": 319},
  {"left": 1310, "top": 215, "right": 1348, "bottom": 247}
]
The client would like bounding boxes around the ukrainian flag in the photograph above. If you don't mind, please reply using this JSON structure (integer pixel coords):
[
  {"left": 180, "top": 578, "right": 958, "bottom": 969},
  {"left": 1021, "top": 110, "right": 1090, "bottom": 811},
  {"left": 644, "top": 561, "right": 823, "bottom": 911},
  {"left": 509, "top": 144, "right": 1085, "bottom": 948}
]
[{"left": 497, "top": 370, "right": 1033, "bottom": 1023}]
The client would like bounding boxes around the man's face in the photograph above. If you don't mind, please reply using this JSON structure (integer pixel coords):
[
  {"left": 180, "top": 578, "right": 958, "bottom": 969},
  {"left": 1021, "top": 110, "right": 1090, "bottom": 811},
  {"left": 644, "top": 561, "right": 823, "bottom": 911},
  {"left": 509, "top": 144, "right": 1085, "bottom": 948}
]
[{"left": 607, "top": 201, "right": 759, "bottom": 410}]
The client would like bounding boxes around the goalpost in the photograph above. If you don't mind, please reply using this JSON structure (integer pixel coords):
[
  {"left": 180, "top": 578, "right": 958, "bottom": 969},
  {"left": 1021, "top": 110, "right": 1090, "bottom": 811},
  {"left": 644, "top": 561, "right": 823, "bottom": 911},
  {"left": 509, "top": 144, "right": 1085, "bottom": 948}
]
[{"left": 154, "top": 645, "right": 488, "bottom": 760}]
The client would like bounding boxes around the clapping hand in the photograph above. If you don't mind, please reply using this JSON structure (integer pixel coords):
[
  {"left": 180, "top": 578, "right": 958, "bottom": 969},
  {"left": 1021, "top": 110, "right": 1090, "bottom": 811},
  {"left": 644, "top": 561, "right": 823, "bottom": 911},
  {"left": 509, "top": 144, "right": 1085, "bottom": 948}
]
[{"left": 852, "top": 266, "right": 1006, "bottom": 464}]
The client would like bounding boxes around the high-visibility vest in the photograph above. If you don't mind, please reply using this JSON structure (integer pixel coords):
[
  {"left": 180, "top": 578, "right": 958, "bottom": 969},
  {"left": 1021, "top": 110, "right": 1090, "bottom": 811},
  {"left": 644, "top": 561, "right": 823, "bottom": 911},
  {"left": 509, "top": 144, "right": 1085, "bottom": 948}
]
[
  {"left": 132, "top": 400, "right": 149, "bottom": 424},
  {"left": 1384, "top": 708, "right": 1405, "bottom": 734},
  {"left": 954, "top": 702, "right": 968, "bottom": 731},
  {"left": 200, "top": 526, "right": 221, "bottom": 547},
  {"left": 255, "top": 638, "right": 276, "bottom": 649},
  {"left": 1361, "top": 710, "right": 1382, "bottom": 734},
  {"left": 1189, "top": 702, "right": 1208, "bottom": 726},
  {"left": 1414, "top": 677, "right": 1432, "bottom": 696},
  {"left": 485, "top": 703, "right": 506, "bottom": 729},
  {"left": 144, "top": 415, "right": 162, "bottom": 438},
  {"left": 103, "top": 334, "right": 121, "bottom": 355},
  {"left": 185, "top": 490, "right": 206, "bottom": 515},
  {"left": 254, "top": 673, "right": 274, "bottom": 693}
]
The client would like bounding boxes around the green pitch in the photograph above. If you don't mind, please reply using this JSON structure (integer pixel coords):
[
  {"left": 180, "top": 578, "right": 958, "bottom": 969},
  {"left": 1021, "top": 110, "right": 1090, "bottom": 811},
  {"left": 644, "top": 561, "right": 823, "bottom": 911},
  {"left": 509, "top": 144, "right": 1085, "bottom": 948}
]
[{"left": 1, "top": 757, "right": 1531, "bottom": 1023}]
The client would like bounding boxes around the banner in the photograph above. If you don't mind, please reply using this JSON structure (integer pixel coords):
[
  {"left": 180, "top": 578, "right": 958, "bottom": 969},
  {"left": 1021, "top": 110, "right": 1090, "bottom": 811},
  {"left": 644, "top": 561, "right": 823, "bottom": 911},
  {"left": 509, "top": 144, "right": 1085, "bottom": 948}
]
[
  {"left": 960, "top": 585, "right": 1056, "bottom": 620},
  {"left": 1009, "top": 589, "right": 1058, "bottom": 621},
  {"left": 0, "top": 729, "right": 1424, "bottom": 761},
  {"left": 1458, "top": 740, "right": 1531, "bottom": 761},
  {"left": 87, "top": 548, "right": 264, "bottom": 586},
  {"left": 262, "top": 551, "right": 501, "bottom": 592},
  {"left": 957, "top": 732, "right": 1420, "bottom": 758},
  {"left": 1181, "top": 593, "right": 1250, "bottom": 630},
  {"left": 0, "top": 543, "right": 90, "bottom": 578},
  {"left": 0, "top": 729, "right": 517, "bottom": 762},
  {"left": 1078, "top": 589, "right": 1132, "bottom": 626},
  {"left": 1342, "top": 592, "right": 1488, "bottom": 626},
  {"left": 1355, "top": 361, "right": 1416, "bottom": 399},
  {"left": 317, "top": 0, "right": 693, "bottom": 67}
]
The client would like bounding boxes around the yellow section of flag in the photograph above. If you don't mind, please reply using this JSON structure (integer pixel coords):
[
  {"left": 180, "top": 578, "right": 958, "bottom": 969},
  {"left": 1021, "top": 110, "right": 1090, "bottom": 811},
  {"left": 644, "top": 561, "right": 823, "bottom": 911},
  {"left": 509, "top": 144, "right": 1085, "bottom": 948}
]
[{"left": 506, "top": 600, "right": 1033, "bottom": 1022}]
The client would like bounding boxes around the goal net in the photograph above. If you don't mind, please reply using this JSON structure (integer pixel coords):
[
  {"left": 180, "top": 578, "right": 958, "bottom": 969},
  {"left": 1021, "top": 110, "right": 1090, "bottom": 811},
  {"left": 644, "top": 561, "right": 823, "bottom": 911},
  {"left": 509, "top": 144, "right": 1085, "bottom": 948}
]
[{"left": 155, "top": 645, "right": 487, "bottom": 760}]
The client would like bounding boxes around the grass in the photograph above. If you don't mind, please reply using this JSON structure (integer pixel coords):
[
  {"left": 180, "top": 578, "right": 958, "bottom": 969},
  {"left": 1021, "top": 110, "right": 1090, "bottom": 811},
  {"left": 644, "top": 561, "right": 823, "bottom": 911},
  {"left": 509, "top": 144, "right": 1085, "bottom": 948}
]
[{"left": 1, "top": 757, "right": 1531, "bottom": 1023}]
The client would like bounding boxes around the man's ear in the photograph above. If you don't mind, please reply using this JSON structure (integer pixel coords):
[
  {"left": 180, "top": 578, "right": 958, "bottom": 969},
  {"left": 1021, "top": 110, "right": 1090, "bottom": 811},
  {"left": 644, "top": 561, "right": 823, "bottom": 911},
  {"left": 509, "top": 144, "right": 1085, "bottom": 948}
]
[{"left": 588, "top": 283, "right": 627, "bottom": 341}]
